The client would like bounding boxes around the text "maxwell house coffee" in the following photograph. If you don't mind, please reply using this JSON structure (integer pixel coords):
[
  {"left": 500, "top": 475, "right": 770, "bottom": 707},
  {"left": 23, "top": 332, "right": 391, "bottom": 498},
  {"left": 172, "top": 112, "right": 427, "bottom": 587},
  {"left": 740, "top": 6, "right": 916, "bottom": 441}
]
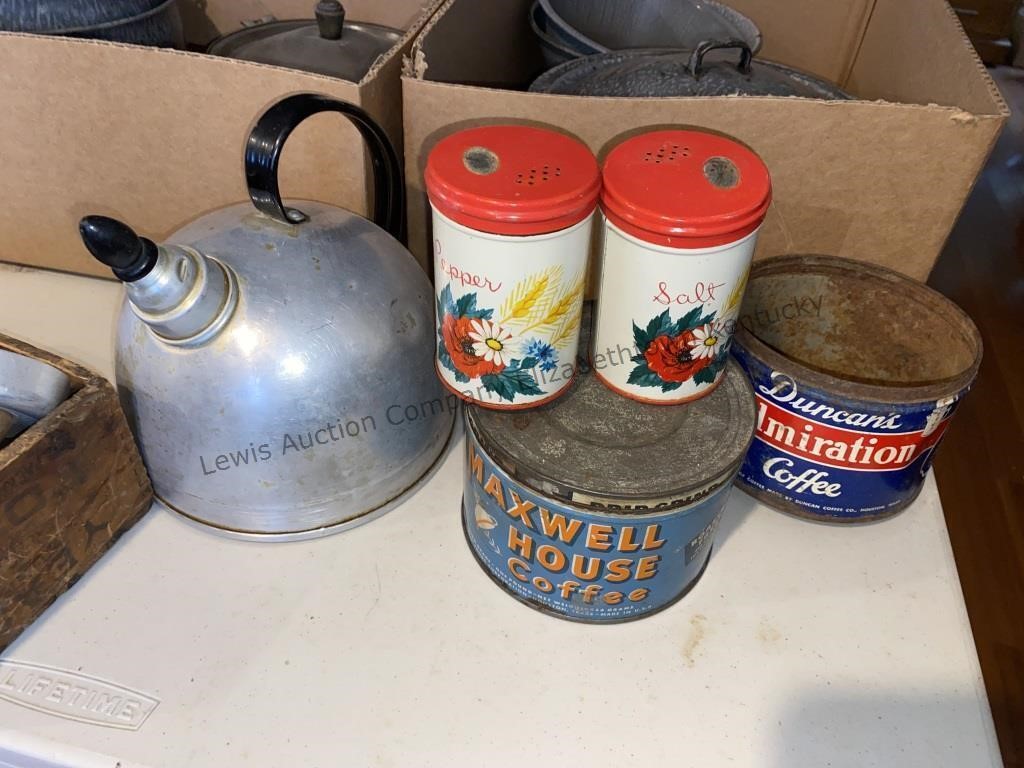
[{"left": 461, "top": 314, "right": 756, "bottom": 623}]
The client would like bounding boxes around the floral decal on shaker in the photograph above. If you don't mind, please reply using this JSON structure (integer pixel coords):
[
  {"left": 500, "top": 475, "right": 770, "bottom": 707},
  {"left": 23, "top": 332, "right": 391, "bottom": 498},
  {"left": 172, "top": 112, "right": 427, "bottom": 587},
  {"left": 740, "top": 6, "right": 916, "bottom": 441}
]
[
  {"left": 628, "top": 307, "right": 732, "bottom": 392},
  {"left": 467, "top": 318, "right": 516, "bottom": 368},
  {"left": 437, "top": 267, "right": 583, "bottom": 402},
  {"left": 628, "top": 268, "right": 747, "bottom": 393},
  {"left": 440, "top": 313, "right": 504, "bottom": 379},
  {"left": 523, "top": 338, "right": 558, "bottom": 373}
]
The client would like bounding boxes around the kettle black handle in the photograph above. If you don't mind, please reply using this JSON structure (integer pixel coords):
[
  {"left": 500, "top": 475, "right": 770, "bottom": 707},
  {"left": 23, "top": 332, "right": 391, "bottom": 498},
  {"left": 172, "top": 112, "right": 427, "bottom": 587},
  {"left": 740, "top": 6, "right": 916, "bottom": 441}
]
[
  {"left": 245, "top": 93, "right": 405, "bottom": 243},
  {"left": 688, "top": 40, "right": 753, "bottom": 78}
]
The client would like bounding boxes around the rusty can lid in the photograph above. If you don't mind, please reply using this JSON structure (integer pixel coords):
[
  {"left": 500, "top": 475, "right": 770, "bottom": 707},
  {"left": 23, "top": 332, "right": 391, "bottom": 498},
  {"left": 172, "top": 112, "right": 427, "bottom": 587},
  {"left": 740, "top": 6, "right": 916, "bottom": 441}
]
[
  {"left": 600, "top": 129, "right": 772, "bottom": 249},
  {"left": 735, "top": 254, "right": 983, "bottom": 403},
  {"left": 425, "top": 125, "right": 601, "bottom": 236},
  {"left": 467, "top": 310, "right": 756, "bottom": 512}
]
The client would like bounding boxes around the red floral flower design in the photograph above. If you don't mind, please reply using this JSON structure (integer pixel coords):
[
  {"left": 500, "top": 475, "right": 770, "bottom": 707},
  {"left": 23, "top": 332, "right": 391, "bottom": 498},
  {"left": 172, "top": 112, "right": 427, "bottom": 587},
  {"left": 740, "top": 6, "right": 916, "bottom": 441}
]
[
  {"left": 442, "top": 314, "right": 505, "bottom": 378},
  {"left": 644, "top": 331, "right": 713, "bottom": 383}
]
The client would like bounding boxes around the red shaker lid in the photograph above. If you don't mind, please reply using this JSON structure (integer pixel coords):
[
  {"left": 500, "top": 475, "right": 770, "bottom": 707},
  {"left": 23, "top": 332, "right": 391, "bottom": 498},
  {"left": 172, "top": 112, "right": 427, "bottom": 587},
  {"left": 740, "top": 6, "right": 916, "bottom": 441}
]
[
  {"left": 600, "top": 130, "right": 772, "bottom": 248},
  {"left": 425, "top": 125, "right": 601, "bottom": 236}
]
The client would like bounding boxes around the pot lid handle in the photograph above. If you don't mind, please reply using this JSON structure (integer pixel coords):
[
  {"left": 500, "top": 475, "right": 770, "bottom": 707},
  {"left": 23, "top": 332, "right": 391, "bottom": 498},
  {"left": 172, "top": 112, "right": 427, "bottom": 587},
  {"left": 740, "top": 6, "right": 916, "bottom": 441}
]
[
  {"left": 315, "top": 0, "right": 344, "bottom": 40},
  {"left": 687, "top": 40, "right": 753, "bottom": 79},
  {"left": 245, "top": 93, "right": 406, "bottom": 243}
]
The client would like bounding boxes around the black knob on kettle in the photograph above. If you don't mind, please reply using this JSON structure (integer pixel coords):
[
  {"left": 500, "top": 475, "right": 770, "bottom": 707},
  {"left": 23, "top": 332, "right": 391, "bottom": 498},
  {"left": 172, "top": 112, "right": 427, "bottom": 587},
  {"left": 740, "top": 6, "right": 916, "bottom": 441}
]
[{"left": 79, "top": 215, "right": 159, "bottom": 282}]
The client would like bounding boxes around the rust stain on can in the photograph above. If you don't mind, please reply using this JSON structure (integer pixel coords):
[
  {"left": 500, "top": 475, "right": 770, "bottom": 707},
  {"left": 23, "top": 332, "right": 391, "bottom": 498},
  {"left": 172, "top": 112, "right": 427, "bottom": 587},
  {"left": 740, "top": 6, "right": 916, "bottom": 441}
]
[
  {"left": 461, "top": 308, "right": 757, "bottom": 622},
  {"left": 733, "top": 254, "right": 982, "bottom": 522}
]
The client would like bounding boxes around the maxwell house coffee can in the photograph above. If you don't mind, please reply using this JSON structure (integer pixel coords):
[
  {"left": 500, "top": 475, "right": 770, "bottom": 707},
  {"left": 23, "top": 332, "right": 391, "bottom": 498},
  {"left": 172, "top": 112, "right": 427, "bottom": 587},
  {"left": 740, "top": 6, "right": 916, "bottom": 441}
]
[
  {"left": 592, "top": 129, "right": 771, "bottom": 405},
  {"left": 733, "top": 255, "right": 982, "bottom": 523},
  {"left": 462, "top": 314, "right": 755, "bottom": 622}
]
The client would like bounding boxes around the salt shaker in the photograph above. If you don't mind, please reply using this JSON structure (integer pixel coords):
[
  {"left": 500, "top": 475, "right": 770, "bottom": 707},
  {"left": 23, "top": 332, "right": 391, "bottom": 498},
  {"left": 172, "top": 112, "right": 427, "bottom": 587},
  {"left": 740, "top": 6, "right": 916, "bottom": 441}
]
[
  {"left": 592, "top": 129, "right": 771, "bottom": 404},
  {"left": 426, "top": 125, "right": 600, "bottom": 409}
]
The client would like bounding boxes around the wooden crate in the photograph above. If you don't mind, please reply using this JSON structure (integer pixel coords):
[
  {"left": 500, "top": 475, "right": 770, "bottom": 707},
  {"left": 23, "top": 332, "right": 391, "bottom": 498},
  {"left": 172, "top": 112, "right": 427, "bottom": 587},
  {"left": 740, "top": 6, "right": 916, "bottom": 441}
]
[{"left": 0, "top": 332, "right": 152, "bottom": 652}]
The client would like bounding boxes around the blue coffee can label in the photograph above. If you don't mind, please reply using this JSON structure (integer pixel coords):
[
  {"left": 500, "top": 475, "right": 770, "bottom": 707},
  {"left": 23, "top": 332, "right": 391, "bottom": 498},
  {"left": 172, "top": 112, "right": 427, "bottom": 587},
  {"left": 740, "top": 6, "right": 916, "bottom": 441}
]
[
  {"left": 462, "top": 426, "right": 731, "bottom": 622},
  {"left": 732, "top": 344, "right": 966, "bottom": 520}
]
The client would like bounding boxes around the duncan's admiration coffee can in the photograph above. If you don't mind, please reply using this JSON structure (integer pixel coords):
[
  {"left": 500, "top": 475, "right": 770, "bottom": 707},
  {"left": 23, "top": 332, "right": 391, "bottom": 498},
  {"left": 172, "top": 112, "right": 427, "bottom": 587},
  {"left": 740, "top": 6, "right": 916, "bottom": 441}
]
[
  {"left": 593, "top": 130, "right": 771, "bottom": 405},
  {"left": 426, "top": 126, "right": 600, "bottom": 410},
  {"left": 733, "top": 255, "right": 982, "bottom": 522},
  {"left": 462, "top": 312, "right": 756, "bottom": 622}
]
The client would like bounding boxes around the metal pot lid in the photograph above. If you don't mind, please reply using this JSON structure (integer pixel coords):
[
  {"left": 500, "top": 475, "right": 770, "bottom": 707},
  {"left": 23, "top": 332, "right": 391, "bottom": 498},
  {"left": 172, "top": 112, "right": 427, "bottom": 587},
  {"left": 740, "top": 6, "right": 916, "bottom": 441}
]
[
  {"left": 207, "top": 1, "right": 401, "bottom": 82},
  {"left": 530, "top": 41, "right": 851, "bottom": 100},
  {"left": 539, "top": 0, "right": 761, "bottom": 55},
  {"left": 467, "top": 306, "right": 756, "bottom": 511},
  {"left": 0, "top": 0, "right": 165, "bottom": 32}
]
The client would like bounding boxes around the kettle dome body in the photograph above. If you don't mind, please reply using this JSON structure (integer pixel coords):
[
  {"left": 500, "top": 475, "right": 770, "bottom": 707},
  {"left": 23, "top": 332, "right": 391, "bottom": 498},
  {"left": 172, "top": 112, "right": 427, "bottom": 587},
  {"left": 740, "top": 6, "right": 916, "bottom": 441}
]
[{"left": 115, "top": 202, "right": 454, "bottom": 538}]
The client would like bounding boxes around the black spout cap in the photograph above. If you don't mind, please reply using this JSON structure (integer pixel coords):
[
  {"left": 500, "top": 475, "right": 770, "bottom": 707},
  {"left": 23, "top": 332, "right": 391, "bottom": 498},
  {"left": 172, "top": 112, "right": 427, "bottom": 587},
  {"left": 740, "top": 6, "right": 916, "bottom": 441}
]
[{"left": 78, "top": 215, "right": 159, "bottom": 282}]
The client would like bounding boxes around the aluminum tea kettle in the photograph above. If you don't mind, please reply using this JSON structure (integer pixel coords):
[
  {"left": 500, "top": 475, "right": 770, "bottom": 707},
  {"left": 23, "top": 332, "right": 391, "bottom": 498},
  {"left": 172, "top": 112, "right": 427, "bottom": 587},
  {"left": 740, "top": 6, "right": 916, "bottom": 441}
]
[{"left": 79, "top": 94, "right": 454, "bottom": 540}]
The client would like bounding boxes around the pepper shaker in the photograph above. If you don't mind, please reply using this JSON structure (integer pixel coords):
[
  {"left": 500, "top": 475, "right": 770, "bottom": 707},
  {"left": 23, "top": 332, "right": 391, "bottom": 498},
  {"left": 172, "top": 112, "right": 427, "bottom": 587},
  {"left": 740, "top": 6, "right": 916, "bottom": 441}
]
[{"left": 426, "top": 125, "right": 600, "bottom": 409}]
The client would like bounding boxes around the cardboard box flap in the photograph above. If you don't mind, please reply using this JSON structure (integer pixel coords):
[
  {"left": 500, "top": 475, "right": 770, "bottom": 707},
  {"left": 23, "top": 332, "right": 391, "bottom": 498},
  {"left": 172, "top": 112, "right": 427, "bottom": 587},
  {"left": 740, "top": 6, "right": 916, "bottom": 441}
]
[
  {"left": 849, "top": 0, "right": 1008, "bottom": 117},
  {"left": 402, "top": 83, "right": 1003, "bottom": 282},
  {"left": 409, "top": 0, "right": 1006, "bottom": 118},
  {"left": 721, "top": 0, "right": 877, "bottom": 85},
  {"left": 410, "top": 0, "right": 877, "bottom": 88},
  {"left": 411, "top": 0, "right": 544, "bottom": 87},
  {"left": 0, "top": 0, "right": 442, "bottom": 278},
  {"left": 0, "top": 33, "right": 378, "bottom": 279},
  {"left": 403, "top": 0, "right": 1007, "bottom": 287}
]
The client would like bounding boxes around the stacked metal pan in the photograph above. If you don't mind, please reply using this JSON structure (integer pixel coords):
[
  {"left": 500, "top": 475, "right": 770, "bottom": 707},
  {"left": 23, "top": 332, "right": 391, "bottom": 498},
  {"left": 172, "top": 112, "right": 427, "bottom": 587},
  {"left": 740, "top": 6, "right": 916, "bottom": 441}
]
[{"left": 529, "top": 0, "right": 850, "bottom": 99}]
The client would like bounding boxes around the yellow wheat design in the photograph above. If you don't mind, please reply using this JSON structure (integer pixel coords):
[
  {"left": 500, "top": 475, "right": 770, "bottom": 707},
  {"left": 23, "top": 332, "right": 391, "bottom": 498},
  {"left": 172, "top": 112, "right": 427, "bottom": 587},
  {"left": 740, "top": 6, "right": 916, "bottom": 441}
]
[
  {"left": 516, "top": 272, "right": 584, "bottom": 345},
  {"left": 724, "top": 266, "right": 750, "bottom": 315},
  {"left": 550, "top": 303, "right": 583, "bottom": 348},
  {"left": 498, "top": 265, "right": 563, "bottom": 326},
  {"left": 538, "top": 274, "right": 582, "bottom": 328}
]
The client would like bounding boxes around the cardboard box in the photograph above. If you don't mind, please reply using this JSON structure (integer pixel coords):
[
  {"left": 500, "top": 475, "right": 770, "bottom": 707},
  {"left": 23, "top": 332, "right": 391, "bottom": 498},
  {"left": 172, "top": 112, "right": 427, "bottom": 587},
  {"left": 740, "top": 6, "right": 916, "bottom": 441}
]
[
  {"left": 0, "top": 332, "right": 153, "bottom": 653},
  {"left": 402, "top": 0, "right": 1009, "bottom": 282},
  {"left": 0, "top": 0, "right": 440, "bottom": 278}
]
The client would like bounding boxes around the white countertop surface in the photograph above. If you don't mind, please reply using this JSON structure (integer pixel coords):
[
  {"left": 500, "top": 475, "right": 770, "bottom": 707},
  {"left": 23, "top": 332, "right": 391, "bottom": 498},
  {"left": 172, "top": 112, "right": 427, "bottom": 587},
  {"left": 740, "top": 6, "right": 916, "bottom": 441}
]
[{"left": 0, "top": 262, "right": 1002, "bottom": 768}]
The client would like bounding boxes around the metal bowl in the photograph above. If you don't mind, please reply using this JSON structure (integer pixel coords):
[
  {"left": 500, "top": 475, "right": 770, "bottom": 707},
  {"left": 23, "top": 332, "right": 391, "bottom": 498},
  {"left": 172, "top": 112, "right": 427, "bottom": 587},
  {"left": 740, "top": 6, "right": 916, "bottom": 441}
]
[
  {"left": 0, "top": 0, "right": 185, "bottom": 47},
  {"left": 529, "top": 0, "right": 579, "bottom": 69},
  {"left": 0, "top": 0, "right": 162, "bottom": 30},
  {"left": 539, "top": 0, "right": 762, "bottom": 56},
  {"left": 0, "top": 348, "right": 71, "bottom": 438}
]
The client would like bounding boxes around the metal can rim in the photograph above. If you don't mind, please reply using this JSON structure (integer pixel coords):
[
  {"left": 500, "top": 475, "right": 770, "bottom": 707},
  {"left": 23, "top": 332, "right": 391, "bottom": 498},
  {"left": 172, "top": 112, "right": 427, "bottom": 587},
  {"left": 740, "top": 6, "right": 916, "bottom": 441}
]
[
  {"left": 465, "top": 362, "right": 756, "bottom": 516},
  {"left": 735, "top": 254, "right": 983, "bottom": 404}
]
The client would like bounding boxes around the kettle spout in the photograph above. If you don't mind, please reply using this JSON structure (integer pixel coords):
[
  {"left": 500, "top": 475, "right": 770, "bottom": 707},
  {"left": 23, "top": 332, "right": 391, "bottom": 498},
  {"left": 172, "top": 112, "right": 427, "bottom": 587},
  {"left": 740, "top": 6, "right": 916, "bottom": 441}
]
[
  {"left": 79, "top": 216, "right": 159, "bottom": 281},
  {"left": 79, "top": 215, "right": 237, "bottom": 345}
]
